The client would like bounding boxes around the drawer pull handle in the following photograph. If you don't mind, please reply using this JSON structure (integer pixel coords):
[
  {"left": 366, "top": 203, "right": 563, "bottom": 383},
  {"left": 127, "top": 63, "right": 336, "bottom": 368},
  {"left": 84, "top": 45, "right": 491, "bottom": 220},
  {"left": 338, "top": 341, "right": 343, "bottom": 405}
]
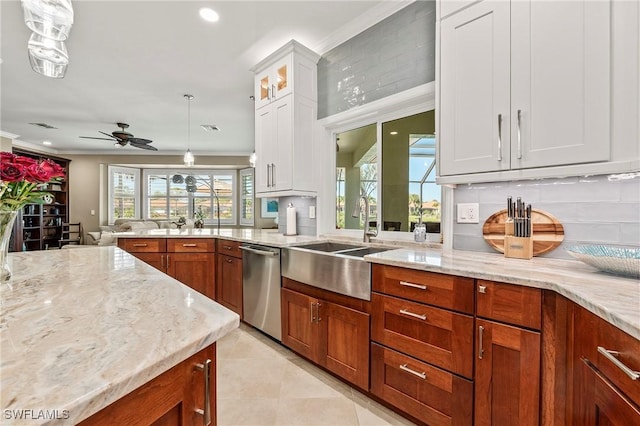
[
  {"left": 597, "top": 346, "right": 640, "bottom": 381},
  {"left": 224, "top": 246, "right": 233, "bottom": 250},
  {"left": 195, "top": 359, "right": 212, "bottom": 425},
  {"left": 478, "top": 325, "right": 485, "bottom": 359},
  {"left": 182, "top": 243, "right": 198, "bottom": 247},
  {"left": 399, "top": 281, "right": 427, "bottom": 290},
  {"left": 226, "top": 258, "right": 233, "bottom": 263},
  {"left": 399, "top": 364, "right": 426, "bottom": 380},
  {"left": 399, "top": 309, "right": 427, "bottom": 321},
  {"left": 478, "top": 285, "right": 487, "bottom": 294},
  {"left": 132, "top": 243, "right": 148, "bottom": 247}
]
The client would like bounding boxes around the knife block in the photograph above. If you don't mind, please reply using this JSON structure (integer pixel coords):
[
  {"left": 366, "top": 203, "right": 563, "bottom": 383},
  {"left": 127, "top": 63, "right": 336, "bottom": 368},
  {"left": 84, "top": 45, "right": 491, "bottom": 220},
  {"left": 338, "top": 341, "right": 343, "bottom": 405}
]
[{"left": 504, "top": 235, "right": 533, "bottom": 260}]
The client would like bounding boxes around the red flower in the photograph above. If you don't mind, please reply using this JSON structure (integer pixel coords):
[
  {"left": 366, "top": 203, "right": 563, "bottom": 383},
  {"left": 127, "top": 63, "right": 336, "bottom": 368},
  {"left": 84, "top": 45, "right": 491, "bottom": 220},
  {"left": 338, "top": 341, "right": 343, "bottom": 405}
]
[
  {"left": 1, "top": 162, "right": 26, "bottom": 182},
  {"left": 0, "top": 152, "right": 16, "bottom": 162},
  {"left": 12, "top": 155, "right": 38, "bottom": 168},
  {"left": 25, "top": 163, "right": 52, "bottom": 183},
  {"left": 41, "top": 159, "right": 65, "bottom": 178}
]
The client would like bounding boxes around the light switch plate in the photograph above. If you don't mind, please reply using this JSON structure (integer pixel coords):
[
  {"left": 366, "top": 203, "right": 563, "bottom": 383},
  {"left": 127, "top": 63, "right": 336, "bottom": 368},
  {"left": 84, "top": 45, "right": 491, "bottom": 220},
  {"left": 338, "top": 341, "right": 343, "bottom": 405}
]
[
  {"left": 309, "top": 206, "right": 316, "bottom": 219},
  {"left": 457, "top": 203, "right": 479, "bottom": 223}
]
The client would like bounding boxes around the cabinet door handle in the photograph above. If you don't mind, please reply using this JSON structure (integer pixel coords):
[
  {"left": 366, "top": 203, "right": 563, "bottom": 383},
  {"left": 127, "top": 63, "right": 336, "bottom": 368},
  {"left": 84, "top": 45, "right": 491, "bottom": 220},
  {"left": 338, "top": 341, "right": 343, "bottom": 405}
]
[
  {"left": 399, "top": 309, "right": 427, "bottom": 321},
  {"left": 272, "top": 84, "right": 276, "bottom": 100},
  {"left": 195, "top": 359, "right": 212, "bottom": 425},
  {"left": 399, "top": 280, "right": 427, "bottom": 290},
  {"left": 497, "top": 113, "right": 503, "bottom": 161},
  {"left": 399, "top": 364, "right": 426, "bottom": 380},
  {"left": 310, "top": 302, "right": 316, "bottom": 323},
  {"left": 266, "top": 85, "right": 271, "bottom": 100},
  {"left": 266, "top": 164, "right": 271, "bottom": 187},
  {"left": 597, "top": 346, "right": 640, "bottom": 380},
  {"left": 132, "top": 243, "right": 148, "bottom": 247},
  {"left": 516, "top": 109, "right": 523, "bottom": 159},
  {"left": 224, "top": 245, "right": 233, "bottom": 250},
  {"left": 182, "top": 243, "right": 197, "bottom": 247},
  {"left": 271, "top": 163, "right": 276, "bottom": 186},
  {"left": 316, "top": 302, "right": 321, "bottom": 322},
  {"left": 161, "top": 255, "right": 164, "bottom": 268},
  {"left": 478, "top": 285, "right": 487, "bottom": 294},
  {"left": 226, "top": 258, "right": 233, "bottom": 263},
  {"left": 478, "top": 325, "right": 485, "bottom": 359}
]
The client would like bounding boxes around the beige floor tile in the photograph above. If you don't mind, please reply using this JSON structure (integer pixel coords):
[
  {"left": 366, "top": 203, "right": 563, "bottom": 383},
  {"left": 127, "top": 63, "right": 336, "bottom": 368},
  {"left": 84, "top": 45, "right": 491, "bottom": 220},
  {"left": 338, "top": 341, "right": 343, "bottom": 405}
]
[
  {"left": 275, "top": 397, "right": 359, "bottom": 426},
  {"left": 217, "top": 398, "right": 279, "bottom": 426},
  {"left": 217, "top": 325, "right": 416, "bottom": 426}
]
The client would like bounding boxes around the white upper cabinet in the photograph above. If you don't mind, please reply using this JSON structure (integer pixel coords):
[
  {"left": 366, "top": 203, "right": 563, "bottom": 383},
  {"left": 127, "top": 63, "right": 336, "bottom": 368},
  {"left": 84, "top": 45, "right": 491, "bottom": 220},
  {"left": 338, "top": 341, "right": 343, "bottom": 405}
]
[
  {"left": 439, "top": 0, "right": 614, "bottom": 179},
  {"left": 252, "top": 40, "right": 320, "bottom": 196}
]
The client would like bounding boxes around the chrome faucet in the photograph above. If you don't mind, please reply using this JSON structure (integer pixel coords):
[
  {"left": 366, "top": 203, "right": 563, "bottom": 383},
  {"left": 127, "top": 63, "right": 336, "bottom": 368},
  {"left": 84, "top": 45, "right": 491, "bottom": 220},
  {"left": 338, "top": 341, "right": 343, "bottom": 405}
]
[{"left": 352, "top": 195, "right": 378, "bottom": 243}]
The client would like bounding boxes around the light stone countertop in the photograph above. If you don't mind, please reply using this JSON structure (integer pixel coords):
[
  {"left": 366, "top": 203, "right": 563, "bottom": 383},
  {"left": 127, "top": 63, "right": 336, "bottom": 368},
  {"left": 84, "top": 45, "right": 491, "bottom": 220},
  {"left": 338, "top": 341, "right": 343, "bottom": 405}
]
[
  {"left": 363, "top": 247, "right": 640, "bottom": 340},
  {"left": 115, "top": 228, "right": 639, "bottom": 338},
  {"left": 113, "top": 227, "right": 319, "bottom": 247},
  {"left": 0, "top": 247, "right": 239, "bottom": 425}
]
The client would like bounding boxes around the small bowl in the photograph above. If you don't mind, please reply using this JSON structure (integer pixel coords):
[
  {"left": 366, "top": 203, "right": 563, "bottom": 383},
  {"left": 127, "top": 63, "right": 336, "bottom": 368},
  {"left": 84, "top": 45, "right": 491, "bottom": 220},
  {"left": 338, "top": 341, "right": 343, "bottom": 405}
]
[{"left": 566, "top": 245, "right": 640, "bottom": 279}]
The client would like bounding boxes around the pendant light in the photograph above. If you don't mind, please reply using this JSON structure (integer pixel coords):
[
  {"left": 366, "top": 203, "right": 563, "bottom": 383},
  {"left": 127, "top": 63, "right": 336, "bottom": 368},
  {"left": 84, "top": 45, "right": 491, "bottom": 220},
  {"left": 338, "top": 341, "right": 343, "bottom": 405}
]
[{"left": 183, "top": 94, "right": 195, "bottom": 167}]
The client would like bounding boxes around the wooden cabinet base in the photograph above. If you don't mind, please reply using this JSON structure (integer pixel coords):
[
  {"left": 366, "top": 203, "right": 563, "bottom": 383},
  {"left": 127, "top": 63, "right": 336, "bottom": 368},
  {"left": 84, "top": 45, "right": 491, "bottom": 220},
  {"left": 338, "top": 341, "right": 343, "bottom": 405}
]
[{"left": 79, "top": 344, "right": 216, "bottom": 426}]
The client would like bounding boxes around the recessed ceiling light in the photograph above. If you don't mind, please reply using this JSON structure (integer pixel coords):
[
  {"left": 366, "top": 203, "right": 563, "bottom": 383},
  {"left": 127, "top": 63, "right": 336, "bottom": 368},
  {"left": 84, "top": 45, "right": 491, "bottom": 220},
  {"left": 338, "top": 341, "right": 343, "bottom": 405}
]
[
  {"left": 199, "top": 8, "right": 219, "bottom": 22},
  {"left": 42, "top": 140, "right": 52, "bottom": 145},
  {"left": 390, "top": 131, "right": 398, "bottom": 135}
]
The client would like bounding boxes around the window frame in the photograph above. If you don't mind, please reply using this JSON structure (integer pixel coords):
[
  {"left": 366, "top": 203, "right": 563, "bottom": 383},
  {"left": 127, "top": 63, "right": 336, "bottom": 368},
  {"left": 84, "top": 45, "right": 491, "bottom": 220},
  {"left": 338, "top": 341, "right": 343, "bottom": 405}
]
[
  {"left": 142, "top": 169, "right": 238, "bottom": 225},
  {"left": 239, "top": 168, "right": 255, "bottom": 226},
  {"left": 108, "top": 165, "right": 141, "bottom": 224}
]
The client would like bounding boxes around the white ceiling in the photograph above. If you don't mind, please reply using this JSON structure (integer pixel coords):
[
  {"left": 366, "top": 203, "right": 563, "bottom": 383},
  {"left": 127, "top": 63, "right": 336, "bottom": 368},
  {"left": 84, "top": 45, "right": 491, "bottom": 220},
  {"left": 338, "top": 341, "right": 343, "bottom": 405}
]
[{"left": 1, "top": 0, "right": 406, "bottom": 157}]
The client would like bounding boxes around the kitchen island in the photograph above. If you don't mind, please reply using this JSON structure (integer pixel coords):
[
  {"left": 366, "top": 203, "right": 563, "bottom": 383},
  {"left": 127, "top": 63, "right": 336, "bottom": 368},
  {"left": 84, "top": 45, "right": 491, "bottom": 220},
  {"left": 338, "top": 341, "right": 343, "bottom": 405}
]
[{"left": 0, "top": 246, "right": 239, "bottom": 425}]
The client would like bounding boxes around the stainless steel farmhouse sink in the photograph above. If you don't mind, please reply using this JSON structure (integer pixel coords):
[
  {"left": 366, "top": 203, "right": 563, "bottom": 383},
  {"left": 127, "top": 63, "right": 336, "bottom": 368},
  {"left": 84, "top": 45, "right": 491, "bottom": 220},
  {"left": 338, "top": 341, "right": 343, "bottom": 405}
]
[{"left": 282, "top": 242, "right": 394, "bottom": 300}]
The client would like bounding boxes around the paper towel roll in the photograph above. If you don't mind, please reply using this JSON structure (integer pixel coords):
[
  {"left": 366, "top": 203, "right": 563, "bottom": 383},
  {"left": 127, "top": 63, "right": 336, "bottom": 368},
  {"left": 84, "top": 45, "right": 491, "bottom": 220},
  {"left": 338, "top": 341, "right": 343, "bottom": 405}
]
[{"left": 285, "top": 203, "right": 297, "bottom": 236}]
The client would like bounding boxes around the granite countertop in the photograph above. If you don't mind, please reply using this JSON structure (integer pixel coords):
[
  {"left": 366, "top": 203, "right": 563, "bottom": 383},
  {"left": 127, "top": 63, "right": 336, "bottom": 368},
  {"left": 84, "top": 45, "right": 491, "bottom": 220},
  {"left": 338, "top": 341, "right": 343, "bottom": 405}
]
[
  {"left": 114, "top": 228, "right": 639, "bottom": 339},
  {"left": 114, "top": 228, "right": 318, "bottom": 247},
  {"left": 0, "top": 247, "right": 239, "bottom": 425},
  {"left": 364, "top": 247, "right": 640, "bottom": 340}
]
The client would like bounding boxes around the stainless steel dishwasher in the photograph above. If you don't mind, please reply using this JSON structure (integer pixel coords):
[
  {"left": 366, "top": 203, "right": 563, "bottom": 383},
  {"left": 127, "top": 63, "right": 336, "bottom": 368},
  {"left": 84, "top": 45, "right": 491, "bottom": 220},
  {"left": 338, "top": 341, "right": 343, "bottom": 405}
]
[{"left": 239, "top": 244, "right": 281, "bottom": 341}]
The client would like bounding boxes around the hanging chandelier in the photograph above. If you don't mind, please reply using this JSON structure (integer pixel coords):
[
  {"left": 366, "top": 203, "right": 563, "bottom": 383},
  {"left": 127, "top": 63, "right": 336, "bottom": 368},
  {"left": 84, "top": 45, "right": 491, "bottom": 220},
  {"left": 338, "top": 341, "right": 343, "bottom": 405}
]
[{"left": 183, "top": 94, "right": 195, "bottom": 167}]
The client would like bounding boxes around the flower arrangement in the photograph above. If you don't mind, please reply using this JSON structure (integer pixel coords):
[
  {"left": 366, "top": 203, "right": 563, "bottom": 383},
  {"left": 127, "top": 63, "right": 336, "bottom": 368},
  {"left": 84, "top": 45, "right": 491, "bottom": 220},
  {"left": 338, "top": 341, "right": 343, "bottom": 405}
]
[{"left": 1, "top": 152, "right": 66, "bottom": 212}]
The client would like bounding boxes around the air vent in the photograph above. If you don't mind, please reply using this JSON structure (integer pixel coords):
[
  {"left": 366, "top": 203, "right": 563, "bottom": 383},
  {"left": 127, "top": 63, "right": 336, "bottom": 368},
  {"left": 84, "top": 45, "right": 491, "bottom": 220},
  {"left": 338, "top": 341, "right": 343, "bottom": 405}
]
[
  {"left": 201, "top": 124, "right": 220, "bottom": 132},
  {"left": 29, "top": 122, "right": 58, "bottom": 129}
]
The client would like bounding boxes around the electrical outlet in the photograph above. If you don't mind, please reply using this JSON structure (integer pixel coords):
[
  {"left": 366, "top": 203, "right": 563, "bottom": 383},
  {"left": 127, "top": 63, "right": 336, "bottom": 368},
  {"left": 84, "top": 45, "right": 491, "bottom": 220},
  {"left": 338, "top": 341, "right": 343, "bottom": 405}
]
[
  {"left": 457, "top": 203, "right": 479, "bottom": 223},
  {"left": 309, "top": 206, "right": 316, "bottom": 219}
]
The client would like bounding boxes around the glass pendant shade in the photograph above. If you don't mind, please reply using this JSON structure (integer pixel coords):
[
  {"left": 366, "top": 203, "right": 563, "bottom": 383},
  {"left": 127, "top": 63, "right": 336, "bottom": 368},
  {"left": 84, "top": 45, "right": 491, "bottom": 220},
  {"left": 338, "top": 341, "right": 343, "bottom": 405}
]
[
  {"left": 184, "top": 149, "right": 194, "bottom": 167},
  {"left": 22, "top": 0, "right": 74, "bottom": 41},
  {"left": 27, "top": 33, "right": 69, "bottom": 78}
]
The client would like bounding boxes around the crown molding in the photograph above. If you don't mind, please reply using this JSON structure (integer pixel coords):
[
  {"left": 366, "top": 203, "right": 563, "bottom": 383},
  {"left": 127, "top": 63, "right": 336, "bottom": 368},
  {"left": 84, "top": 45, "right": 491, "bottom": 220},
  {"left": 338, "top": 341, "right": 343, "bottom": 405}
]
[{"left": 312, "top": 0, "right": 415, "bottom": 54}]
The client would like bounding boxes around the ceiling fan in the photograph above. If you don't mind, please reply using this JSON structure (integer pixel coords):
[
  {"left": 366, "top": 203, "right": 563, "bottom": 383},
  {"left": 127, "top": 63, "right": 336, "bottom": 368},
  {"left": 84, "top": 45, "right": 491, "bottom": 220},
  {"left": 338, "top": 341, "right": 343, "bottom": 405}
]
[{"left": 80, "top": 122, "right": 158, "bottom": 151}]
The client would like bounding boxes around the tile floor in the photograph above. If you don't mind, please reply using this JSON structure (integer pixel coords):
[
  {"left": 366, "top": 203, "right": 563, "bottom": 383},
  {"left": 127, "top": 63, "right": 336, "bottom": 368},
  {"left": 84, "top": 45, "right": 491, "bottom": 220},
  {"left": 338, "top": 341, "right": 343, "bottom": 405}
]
[{"left": 216, "top": 323, "right": 417, "bottom": 426}]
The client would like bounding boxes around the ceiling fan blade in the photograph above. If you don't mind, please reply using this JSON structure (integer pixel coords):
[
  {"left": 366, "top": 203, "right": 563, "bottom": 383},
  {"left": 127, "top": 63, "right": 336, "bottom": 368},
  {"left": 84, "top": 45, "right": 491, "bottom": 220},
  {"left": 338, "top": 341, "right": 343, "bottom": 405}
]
[
  {"left": 79, "top": 136, "right": 117, "bottom": 141},
  {"left": 128, "top": 137, "right": 152, "bottom": 144},
  {"left": 98, "top": 131, "right": 117, "bottom": 139},
  {"left": 130, "top": 142, "right": 158, "bottom": 151}
]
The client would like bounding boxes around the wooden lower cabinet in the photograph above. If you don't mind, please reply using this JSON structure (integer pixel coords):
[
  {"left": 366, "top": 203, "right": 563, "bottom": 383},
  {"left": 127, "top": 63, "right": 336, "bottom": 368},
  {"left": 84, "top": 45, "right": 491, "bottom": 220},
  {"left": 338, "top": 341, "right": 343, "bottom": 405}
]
[
  {"left": 370, "top": 343, "right": 473, "bottom": 426},
  {"left": 216, "top": 253, "right": 243, "bottom": 317},
  {"left": 474, "top": 318, "right": 541, "bottom": 426},
  {"left": 79, "top": 344, "right": 216, "bottom": 426},
  {"left": 281, "top": 287, "right": 369, "bottom": 389},
  {"left": 118, "top": 238, "right": 216, "bottom": 300}
]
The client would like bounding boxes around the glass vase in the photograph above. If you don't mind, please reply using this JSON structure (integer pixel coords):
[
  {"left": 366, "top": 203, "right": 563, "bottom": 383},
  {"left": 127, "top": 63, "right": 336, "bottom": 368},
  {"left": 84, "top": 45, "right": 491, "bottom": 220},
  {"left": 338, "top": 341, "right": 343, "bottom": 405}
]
[{"left": 0, "top": 211, "right": 19, "bottom": 282}]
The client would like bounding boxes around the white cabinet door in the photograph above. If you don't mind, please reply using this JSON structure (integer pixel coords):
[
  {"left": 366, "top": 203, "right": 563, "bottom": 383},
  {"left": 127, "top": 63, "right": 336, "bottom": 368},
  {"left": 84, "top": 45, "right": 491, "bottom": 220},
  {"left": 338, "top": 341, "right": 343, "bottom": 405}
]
[
  {"left": 273, "top": 96, "right": 293, "bottom": 191},
  {"left": 510, "top": 0, "right": 610, "bottom": 169},
  {"left": 255, "top": 106, "right": 273, "bottom": 193},
  {"left": 254, "top": 54, "right": 293, "bottom": 110},
  {"left": 439, "top": 1, "right": 511, "bottom": 176}
]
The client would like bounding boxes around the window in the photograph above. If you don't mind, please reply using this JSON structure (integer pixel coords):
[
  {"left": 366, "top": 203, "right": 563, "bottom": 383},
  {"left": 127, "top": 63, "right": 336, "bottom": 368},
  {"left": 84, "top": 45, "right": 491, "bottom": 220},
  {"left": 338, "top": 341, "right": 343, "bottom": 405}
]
[
  {"left": 142, "top": 170, "right": 237, "bottom": 225},
  {"left": 108, "top": 166, "right": 140, "bottom": 224},
  {"left": 239, "top": 168, "right": 254, "bottom": 226},
  {"left": 408, "top": 134, "right": 440, "bottom": 226}
]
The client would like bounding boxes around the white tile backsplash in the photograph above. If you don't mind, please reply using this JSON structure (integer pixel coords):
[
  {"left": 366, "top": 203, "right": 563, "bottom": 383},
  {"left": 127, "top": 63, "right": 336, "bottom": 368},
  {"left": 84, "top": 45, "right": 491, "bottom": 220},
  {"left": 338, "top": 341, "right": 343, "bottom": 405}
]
[{"left": 453, "top": 174, "right": 640, "bottom": 259}]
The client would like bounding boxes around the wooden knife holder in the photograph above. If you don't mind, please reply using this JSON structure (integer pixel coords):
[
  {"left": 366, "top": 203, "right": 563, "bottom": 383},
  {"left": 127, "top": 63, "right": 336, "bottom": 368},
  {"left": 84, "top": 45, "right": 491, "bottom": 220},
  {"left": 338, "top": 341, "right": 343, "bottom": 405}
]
[{"left": 504, "top": 235, "right": 533, "bottom": 260}]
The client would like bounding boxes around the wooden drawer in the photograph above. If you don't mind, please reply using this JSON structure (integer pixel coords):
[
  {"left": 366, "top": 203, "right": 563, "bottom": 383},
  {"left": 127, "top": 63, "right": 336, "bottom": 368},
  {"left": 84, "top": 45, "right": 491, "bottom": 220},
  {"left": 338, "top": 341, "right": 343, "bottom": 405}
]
[
  {"left": 371, "top": 293, "right": 474, "bottom": 378},
  {"left": 371, "top": 343, "right": 473, "bottom": 426},
  {"left": 118, "top": 238, "right": 166, "bottom": 253},
  {"left": 216, "top": 239, "right": 243, "bottom": 258},
  {"left": 166, "top": 238, "right": 215, "bottom": 253},
  {"left": 372, "top": 264, "right": 474, "bottom": 314},
  {"left": 476, "top": 280, "right": 541, "bottom": 330},
  {"left": 593, "top": 313, "right": 640, "bottom": 406}
]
